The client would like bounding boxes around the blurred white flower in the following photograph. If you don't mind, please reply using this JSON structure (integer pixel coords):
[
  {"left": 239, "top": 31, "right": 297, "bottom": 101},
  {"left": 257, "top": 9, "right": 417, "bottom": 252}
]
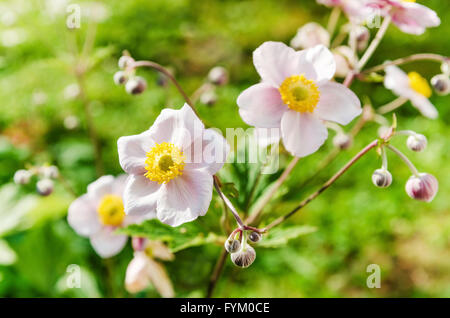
[
  {"left": 1, "top": 28, "right": 27, "bottom": 47},
  {"left": 290, "top": 22, "right": 330, "bottom": 50},
  {"left": 63, "top": 83, "right": 80, "bottom": 100}
]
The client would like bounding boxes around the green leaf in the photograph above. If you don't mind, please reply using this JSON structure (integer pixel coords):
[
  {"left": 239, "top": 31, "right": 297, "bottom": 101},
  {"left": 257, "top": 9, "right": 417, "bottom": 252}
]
[
  {"left": 258, "top": 225, "right": 317, "bottom": 248},
  {"left": 118, "top": 219, "right": 223, "bottom": 253}
]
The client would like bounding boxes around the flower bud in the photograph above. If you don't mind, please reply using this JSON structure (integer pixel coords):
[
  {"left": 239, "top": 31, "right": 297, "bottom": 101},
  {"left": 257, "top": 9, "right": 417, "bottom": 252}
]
[
  {"left": 118, "top": 55, "right": 134, "bottom": 69},
  {"left": 351, "top": 25, "right": 370, "bottom": 52},
  {"left": 225, "top": 238, "right": 241, "bottom": 253},
  {"left": 333, "top": 133, "right": 353, "bottom": 150},
  {"left": 231, "top": 245, "right": 256, "bottom": 268},
  {"left": 248, "top": 231, "right": 261, "bottom": 243},
  {"left": 430, "top": 74, "right": 450, "bottom": 95},
  {"left": 405, "top": 173, "right": 438, "bottom": 202},
  {"left": 290, "top": 22, "right": 330, "bottom": 50},
  {"left": 332, "top": 46, "right": 357, "bottom": 78},
  {"left": 200, "top": 90, "right": 217, "bottom": 106},
  {"left": 208, "top": 66, "right": 228, "bottom": 86},
  {"left": 113, "top": 71, "right": 128, "bottom": 85},
  {"left": 125, "top": 76, "right": 147, "bottom": 95},
  {"left": 42, "top": 165, "right": 59, "bottom": 179},
  {"left": 36, "top": 178, "right": 54, "bottom": 196},
  {"left": 406, "top": 134, "right": 427, "bottom": 152},
  {"left": 372, "top": 168, "right": 392, "bottom": 188},
  {"left": 14, "top": 169, "right": 31, "bottom": 185}
]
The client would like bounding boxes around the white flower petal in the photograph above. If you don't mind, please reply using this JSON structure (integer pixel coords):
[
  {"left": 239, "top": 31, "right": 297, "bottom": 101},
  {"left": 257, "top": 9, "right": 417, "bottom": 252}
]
[
  {"left": 409, "top": 93, "right": 438, "bottom": 119},
  {"left": 184, "top": 128, "right": 230, "bottom": 175},
  {"left": 117, "top": 131, "right": 155, "bottom": 176},
  {"left": 149, "top": 104, "right": 204, "bottom": 150},
  {"left": 384, "top": 65, "right": 413, "bottom": 98},
  {"left": 90, "top": 227, "right": 127, "bottom": 258},
  {"left": 156, "top": 169, "right": 213, "bottom": 227},
  {"left": 253, "top": 41, "right": 317, "bottom": 86},
  {"left": 67, "top": 194, "right": 101, "bottom": 237},
  {"left": 87, "top": 175, "right": 115, "bottom": 199},
  {"left": 302, "top": 45, "right": 336, "bottom": 81},
  {"left": 280, "top": 110, "right": 328, "bottom": 157},
  {"left": 237, "top": 83, "right": 287, "bottom": 128},
  {"left": 112, "top": 174, "right": 128, "bottom": 196},
  {"left": 392, "top": 3, "right": 440, "bottom": 35},
  {"left": 125, "top": 252, "right": 152, "bottom": 294},
  {"left": 146, "top": 258, "right": 174, "bottom": 298},
  {"left": 123, "top": 175, "right": 160, "bottom": 219},
  {"left": 315, "top": 81, "right": 361, "bottom": 125}
]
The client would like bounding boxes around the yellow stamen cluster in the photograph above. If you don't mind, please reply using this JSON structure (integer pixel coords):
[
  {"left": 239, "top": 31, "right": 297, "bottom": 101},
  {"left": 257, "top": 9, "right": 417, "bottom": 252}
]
[
  {"left": 408, "top": 72, "right": 432, "bottom": 98},
  {"left": 97, "top": 195, "right": 125, "bottom": 226},
  {"left": 402, "top": 0, "right": 416, "bottom": 3},
  {"left": 144, "top": 142, "right": 185, "bottom": 184},
  {"left": 279, "top": 75, "right": 320, "bottom": 113}
]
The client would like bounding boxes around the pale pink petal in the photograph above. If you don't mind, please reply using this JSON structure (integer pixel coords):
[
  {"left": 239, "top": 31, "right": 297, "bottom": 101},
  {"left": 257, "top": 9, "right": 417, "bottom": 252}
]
[
  {"left": 315, "top": 81, "right": 361, "bottom": 125},
  {"left": 237, "top": 83, "right": 287, "bottom": 128},
  {"left": 117, "top": 131, "right": 155, "bottom": 176},
  {"left": 112, "top": 174, "right": 128, "bottom": 196},
  {"left": 125, "top": 252, "right": 152, "bottom": 294},
  {"left": 280, "top": 110, "right": 328, "bottom": 157},
  {"left": 184, "top": 128, "right": 230, "bottom": 175},
  {"left": 384, "top": 65, "right": 412, "bottom": 97},
  {"left": 67, "top": 194, "right": 101, "bottom": 237},
  {"left": 409, "top": 93, "right": 438, "bottom": 119},
  {"left": 149, "top": 104, "right": 204, "bottom": 151},
  {"left": 253, "top": 42, "right": 317, "bottom": 87},
  {"left": 146, "top": 258, "right": 174, "bottom": 298},
  {"left": 90, "top": 227, "right": 127, "bottom": 258},
  {"left": 123, "top": 175, "right": 160, "bottom": 219},
  {"left": 156, "top": 169, "right": 213, "bottom": 227},
  {"left": 87, "top": 175, "right": 115, "bottom": 200},
  {"left": 302, "top": 45, "right": 336, "bottom": 81},
  {"left": 391, "top": 3, "right": 440, "bottom": 35}
]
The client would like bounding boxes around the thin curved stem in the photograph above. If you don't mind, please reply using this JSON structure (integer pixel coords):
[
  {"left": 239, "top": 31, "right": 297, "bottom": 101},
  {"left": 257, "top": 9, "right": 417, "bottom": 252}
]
[
  {"left": 381, "top": 146, "right": 388, "bottom": 170},
  {"left": 377, "top": 97, "right": 408, "bottom": 115},
  {"left": 362, "top": 53, "right": 450, "bottom": 75},
  {"left": 131, "top": 60, "right": 198, "bottom": 116},
  {"left": 327, "top": 7, "right": 341, "bottom": 35},
  {"left": 264, "top": 139, "right": 379, "bottom": 231},
  {"left": 245, "top": 156, "right": 300, "bottom": 225},
  {"left": 213, "top": 176, "right": 245, "bottom": 228},
  {"left": 386, "top": 144, "right": 419, "bottom": 176},
  {"left": 357, "top": 16, "right": 391, "bottom": 71},
  {"left": 206, "top": 248, "right": 228, "bottom": 298}
]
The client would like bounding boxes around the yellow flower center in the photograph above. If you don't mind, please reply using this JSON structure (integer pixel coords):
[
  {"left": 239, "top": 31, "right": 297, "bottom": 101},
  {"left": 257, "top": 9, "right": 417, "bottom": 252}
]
[
  {"left": 402, "top": 0, "right": 416, "bottom": 2},
  {"left": 97, "top": 195, "right": 125, "bottom": 226},
  {"left": 279, "top": 75, "right": 320, "bottom": 113},
  {"left": 144, "top": 142, "right": 185, "bottom": 184},
  {"left": 408, "top": 72, "right": 432, "bottom": 98}
]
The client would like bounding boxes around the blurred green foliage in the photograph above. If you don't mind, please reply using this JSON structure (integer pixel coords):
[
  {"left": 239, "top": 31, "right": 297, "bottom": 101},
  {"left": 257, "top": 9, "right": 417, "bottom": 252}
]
[{"left": 0, "top": 0, "right": 449, "bottom": 298}]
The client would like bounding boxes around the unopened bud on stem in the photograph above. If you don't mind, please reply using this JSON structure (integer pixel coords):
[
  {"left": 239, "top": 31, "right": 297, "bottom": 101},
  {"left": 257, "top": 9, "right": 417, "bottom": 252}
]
[
  {"left": 231, "top": 245, "right": 256, "bottom": 268},
  {"left": 406, "top": 134, "right": 427, "bottom": 152},
  {"left": 14, "top": 169, "right": 31, "bottom": 185},
  {"left": 405, "top": 173, "right": 438, "bottom": 202},
  {"left": 225, "top": 238, "right": 241, "bottom": 253},
  {"left": 372, "top": 168, "right": 392, "bottom": 188},
  {"left": 36, "top": 178, "right": 54, "bottom": 196},
  {"left": 248, "top": 231, "right": 262, "bottom": 243},
  {"left": 126, "top": 76, "right": 147, "bottom": 95},
  {"left": 430, "top": 74, "right": 449, "bottom": 95}
]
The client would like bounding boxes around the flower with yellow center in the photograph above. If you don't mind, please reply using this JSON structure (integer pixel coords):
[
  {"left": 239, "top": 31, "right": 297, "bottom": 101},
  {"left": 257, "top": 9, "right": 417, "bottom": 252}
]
[
  {"left": 144, "top": 142, "right": 185, "bottom": 184},
  {"left": 97, "top": 194, "right": 125, "bottom": 226},
  {"left": 408, "top": 72, "right": 432, "bottom": 98},
  {"left": 279, "top": 75, "right": 320, "bottom": 113}
]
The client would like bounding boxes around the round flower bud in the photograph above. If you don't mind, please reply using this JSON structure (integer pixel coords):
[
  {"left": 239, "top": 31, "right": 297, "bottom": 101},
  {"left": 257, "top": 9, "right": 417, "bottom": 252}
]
[
  {"left": 42, "top": 165, "right": 59, "bottom": 179},
  {"left": 351, "top": 25, "right": 370, "bottom": 52},
  {"left": 405, "top": 173, "right": 438, "bottom": 202},
  {"left": 248, "top": 231, "right": 261, "bottom": 243},
  {"left": 333, "top": 133, "right": 353, "bottom": 150},
  {"left": 406, "top": 134, "right": 427, "bottom": 152},
  {"left": 14, "top": 169, "right": 31, "bottom": 185},
  {"left": 225, "top": 239, "right": 241, "bottom": 253},
  {"left": 125, "top": 76, "right": 147, "bottom": 95},
  {"left": 372, "top": 168, "right": 393, "bottom": 188},
  {"left": 200, "top": 90, "right": 217, "bottom": 106},
  {"left": 118, "top": 56, "right": 134, "bottom": 69},
  {"left": 113, "top": 71, "right": 128, "bottom": 85},
  {"left": 430, "top": 74, "right": 450, "bottom": 95},
  {"left": 208, "top": 66, "right": 228, "bottom": 86},
  {"left": 231, "top": 245, "right": 256, "bottom": 268},
  {"left": 290, "top": 22, "right": 330, "bottom": 50},
  {"left": 36, "top": 178, "right": 54, "bottom": 196},
  {"left": 332, "top": 46, "right": 357, "bottom": 78}
]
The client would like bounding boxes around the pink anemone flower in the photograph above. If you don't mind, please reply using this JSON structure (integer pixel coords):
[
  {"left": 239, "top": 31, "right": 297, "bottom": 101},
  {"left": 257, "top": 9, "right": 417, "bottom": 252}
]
[
  {"left": 237, "top": 42, "right": 361, "bottom": 157},
  {"left": 117, "top": 104, "right": 229, "bottom": 227}
]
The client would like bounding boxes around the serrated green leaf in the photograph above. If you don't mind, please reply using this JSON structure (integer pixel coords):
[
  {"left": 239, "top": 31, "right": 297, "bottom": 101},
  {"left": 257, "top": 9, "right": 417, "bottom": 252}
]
[
  {"left": 117, "top": 219, "right": 223, "bottom": 253},
  {"left": 258, "top": 225, "right": 317, "bottom": 248}
]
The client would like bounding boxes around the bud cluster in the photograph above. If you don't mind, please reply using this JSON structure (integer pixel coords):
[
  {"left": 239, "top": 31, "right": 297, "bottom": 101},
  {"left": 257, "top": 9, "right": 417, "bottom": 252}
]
[
  {"left": 114, "top": 55, "right": 147, "bottom": 95},
  {"left": 14, "top": 164, "right": 59, "bottom": 196},
  {"left": 224, "top": 228, "right": 262, "bottom": 268}
]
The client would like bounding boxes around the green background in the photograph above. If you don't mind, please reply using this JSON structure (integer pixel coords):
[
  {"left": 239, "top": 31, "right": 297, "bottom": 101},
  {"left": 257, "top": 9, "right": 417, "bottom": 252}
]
[{"left": 0, "top": 0, "right": 449, "bottom": 297}]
